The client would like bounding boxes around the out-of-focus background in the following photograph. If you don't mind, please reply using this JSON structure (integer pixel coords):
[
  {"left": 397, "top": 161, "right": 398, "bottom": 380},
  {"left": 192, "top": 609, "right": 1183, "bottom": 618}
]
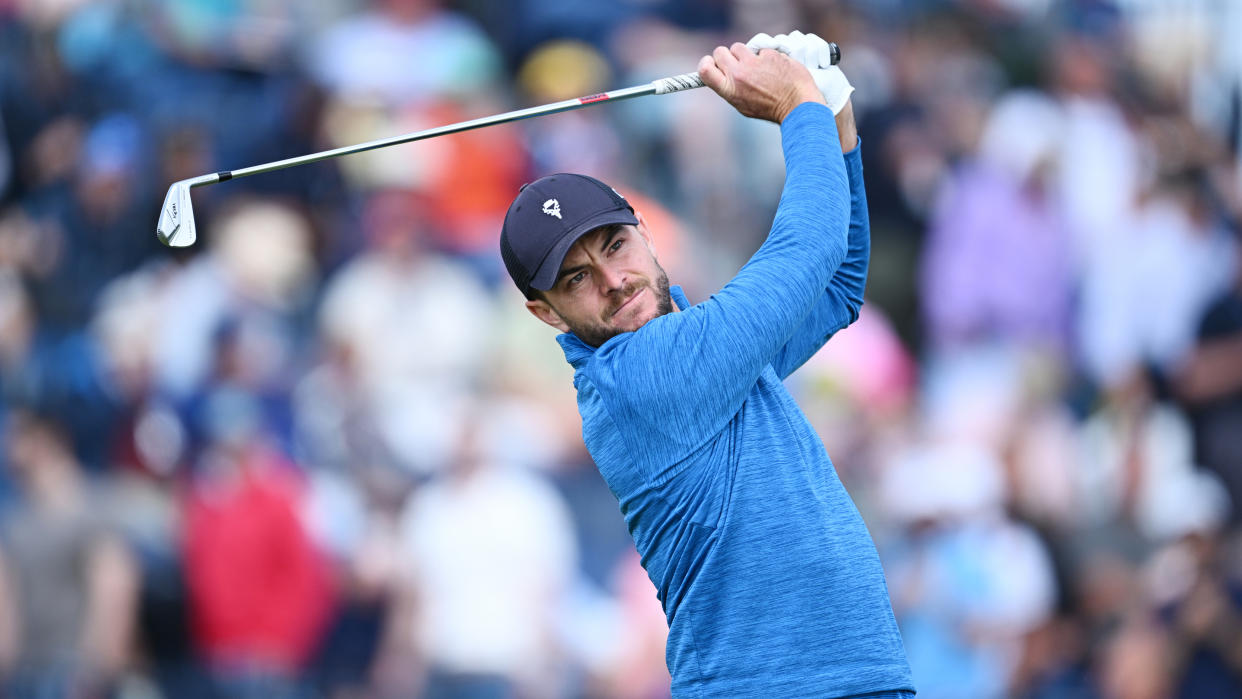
[{"left": 1, "top": 0, "right": 1241, "bottom": 697}]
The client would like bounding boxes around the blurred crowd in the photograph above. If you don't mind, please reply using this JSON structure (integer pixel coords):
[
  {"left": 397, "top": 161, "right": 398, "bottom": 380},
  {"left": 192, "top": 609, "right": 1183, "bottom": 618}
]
[{"left": 1, "top": 0, "right": 1241, "bottom": 697}]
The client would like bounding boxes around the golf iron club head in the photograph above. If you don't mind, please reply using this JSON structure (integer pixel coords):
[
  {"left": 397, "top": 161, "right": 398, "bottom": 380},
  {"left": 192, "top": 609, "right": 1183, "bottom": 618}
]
[{"left": 157, "top": 179, "right": 196, "bottom": 248}]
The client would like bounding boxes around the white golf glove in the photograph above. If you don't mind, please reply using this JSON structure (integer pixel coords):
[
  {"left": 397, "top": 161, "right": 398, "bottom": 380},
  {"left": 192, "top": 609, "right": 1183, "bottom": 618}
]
[{"left": 747, "top": 30, "right": 853, "bottom": 115}]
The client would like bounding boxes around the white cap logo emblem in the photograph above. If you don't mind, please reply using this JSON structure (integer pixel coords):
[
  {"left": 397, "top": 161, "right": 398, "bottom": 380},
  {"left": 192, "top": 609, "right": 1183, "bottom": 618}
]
[{"left": 542, "top": 199, "right": 562, "bottom": 219}]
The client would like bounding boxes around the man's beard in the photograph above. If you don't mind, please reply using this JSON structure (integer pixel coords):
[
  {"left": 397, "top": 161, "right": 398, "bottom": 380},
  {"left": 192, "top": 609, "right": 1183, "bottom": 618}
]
[{"left": 564, "top": 266, "right": 673, "bottom": 347}]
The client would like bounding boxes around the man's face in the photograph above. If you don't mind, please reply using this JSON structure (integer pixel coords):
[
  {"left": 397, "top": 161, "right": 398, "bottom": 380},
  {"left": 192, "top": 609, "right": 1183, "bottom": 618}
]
[{"left": 525, "top": 215, "right": 674, "bottom": 347}]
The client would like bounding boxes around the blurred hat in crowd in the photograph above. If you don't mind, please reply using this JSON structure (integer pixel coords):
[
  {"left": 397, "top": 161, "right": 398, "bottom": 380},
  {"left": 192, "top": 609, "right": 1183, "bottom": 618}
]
[
  {"left": 80, "top": 113, "right": 144, "bottom": 178},
  {"left": 978, "top": 90, "right": 1062, "bottom": 183},
  {"left": 518, "top": 40, "right": 611, "bottom": 101}
]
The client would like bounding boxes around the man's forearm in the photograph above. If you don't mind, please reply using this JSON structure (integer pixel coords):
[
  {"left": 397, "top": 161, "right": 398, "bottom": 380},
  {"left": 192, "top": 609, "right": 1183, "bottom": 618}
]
[
  {"left": 770, "top": 138, "right": 869, "bottom": 378},
  {"left": 835, "top": 101, "right": 858, "bottom": 152}
]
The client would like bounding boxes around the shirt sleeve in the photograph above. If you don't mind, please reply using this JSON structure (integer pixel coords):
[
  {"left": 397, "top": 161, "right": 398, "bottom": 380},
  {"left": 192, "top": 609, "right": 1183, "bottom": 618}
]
[
  {"left": 770, "top": 140, "right": 869, "bottom": 379},
  {"left": 584, "top": 102, "right": 852, "bottom": 466}
]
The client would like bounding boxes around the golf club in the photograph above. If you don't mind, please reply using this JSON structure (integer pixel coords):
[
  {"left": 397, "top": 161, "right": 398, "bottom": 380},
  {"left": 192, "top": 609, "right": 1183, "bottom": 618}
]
[{"left": 156, "top": 43, "right": 840, "bottom": 247}]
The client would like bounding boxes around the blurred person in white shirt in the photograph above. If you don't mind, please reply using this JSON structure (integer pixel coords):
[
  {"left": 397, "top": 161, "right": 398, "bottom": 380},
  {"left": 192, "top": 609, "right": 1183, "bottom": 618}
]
[
  {"left": 382, "top": 402, "right": 576, "bottom": 697},
  {"left": 308, "top": 0, "right": 502, "bottom": 107},
  {"left": 319, "top": 189, "right": 496, "bottom": 476}
]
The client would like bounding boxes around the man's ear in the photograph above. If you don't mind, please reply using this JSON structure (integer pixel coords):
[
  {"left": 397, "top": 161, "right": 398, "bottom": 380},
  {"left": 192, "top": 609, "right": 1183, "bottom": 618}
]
[
  {"left": 634, "top": 210, "right": 658, "bottom": 258},
  {"left": 525, "top": 297, "right": 570, "bottom": 333}
]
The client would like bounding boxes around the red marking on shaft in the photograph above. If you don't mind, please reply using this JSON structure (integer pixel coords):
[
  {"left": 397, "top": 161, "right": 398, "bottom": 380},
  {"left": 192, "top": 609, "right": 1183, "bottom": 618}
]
[{"left": 579, "top": 93, "right": 610, "bottom": 104}]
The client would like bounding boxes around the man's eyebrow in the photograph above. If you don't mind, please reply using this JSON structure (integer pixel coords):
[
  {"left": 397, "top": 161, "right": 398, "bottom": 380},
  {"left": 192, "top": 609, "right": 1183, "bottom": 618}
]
[
  {"left": 554, "top": 224, "right": 628, "bottom": 286},
  {"left": 555, "top": 262, "right": 588, "bottom": 286},
  {"left": 598, "top": 224, "right": 625, "bottom": 252}
]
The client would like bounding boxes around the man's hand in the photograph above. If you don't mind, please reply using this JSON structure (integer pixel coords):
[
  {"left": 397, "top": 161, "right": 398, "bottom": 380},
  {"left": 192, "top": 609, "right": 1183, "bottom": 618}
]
[
  {"left": 747, "top": 31, "right": 854, "bottom": 117},
  {"left": 697, "top": 43, "right": 825, "bottom": 124}
]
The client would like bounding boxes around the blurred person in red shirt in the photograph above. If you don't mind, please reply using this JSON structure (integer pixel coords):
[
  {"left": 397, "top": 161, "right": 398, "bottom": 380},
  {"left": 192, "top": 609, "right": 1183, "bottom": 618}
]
[{"left": 183, "top": 389, "right": 335, "bottom": 696}]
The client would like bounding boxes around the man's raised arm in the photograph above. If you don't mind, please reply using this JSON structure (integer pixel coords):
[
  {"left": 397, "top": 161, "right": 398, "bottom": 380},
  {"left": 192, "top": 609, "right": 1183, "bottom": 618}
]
[
  {"left": 585, "top": 45, "right": 852, "bottom": 458},
  {"left": 771, "top": 100, "right": 870, "bottom": 378}
]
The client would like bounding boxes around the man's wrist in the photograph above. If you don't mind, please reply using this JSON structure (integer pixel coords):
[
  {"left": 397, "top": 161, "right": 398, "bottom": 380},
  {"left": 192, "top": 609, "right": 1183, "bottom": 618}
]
[
  {"left": 779, "top": 100, "right": 832, "bottom": 129},
  {"left": 778, "top": 89, "right": 828, "bottom": 124},
  {"left": 834, "top": 101, "right": 858, "bottom": 152}
]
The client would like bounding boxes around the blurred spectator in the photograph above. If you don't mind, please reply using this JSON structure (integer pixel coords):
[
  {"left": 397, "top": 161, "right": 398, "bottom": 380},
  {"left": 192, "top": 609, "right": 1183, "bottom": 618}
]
[
  {"left": 102, "top": 402, "right": 204, "bottom": 699},
  {"left": 295, "top": 347, "right": 411, "bottom": 697},
  {"left": 1009, "top": 608, "right": 1096, "bottom": 699},
  {"left": 145, "top": 0, "right": 300, "bottom": 71},
  {"left": 1153, "top": 530, "right": 1242, "bottom": 696},
  {"left": 518, "top": 40, "right": 622, "bottom": 177},
  {"left": 922, "top": 90, "right": 1074, "bottom": 356},
  {"left": 152, "top": 198, "right": 317, "bottom": 402},
  {"left": 1077, "top": 168, "right": 1236, "bottom": 388},
  {"left": 591, "top": 552, "right": 672, "bottom": 699},
  {"left": 855, "top": 10, "right": 1004, "bottom": 348},
  {"left": 1174, "top": 240, "right": 1242, "bottom": 523},
  {"left": 305, "top": 485, "right": 405, "bottom": 696},
  {"left": 318, "top": 189, "right": 495, "bottom": 475},
  {"left": 1050, "top": 34, "right": 1139, "bottom": 262},
  {"left": 24, "top": 113, "right": 157, "bottom": 330},
  {"left": 291, "top": 337, "right": 391, "bottom": 477},
  {"left": 881, "top": 424, "right": 1057, "bottom": 699},
  {"left": 182, "top": 393, "right": 335, "bottom": 697},
  {"left": 414, "top": 102, "right": 528, "bottom": 264},
  {"left": 387, "top": 404, "right": 576, "bottom": 697},
  {"left": 1096, "top": 612, "right": 1177, "bottom": 699},
  {"left": 308, "top": 0, "right": 502, "bottom": 107},
  {"left": 0, "top": 409, "right": 139, "bottom": 697},
  {"left": 1077, "top": 371, "right": 1231, "bottom": 543}
]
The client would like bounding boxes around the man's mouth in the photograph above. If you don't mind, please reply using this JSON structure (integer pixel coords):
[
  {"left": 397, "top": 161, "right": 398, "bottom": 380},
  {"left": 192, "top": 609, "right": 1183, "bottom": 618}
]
[{"left": 611, "top": 286, "right": 646, "bottom": 318}]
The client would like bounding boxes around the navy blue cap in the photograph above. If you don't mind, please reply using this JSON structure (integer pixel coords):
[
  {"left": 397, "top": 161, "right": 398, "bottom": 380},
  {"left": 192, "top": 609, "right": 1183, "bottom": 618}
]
[{"left": 500, "top": 173, "right": 638, "bottom": 297}]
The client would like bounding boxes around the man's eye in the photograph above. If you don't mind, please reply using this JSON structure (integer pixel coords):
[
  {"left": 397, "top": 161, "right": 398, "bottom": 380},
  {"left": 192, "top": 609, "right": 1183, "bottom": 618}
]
[
  {"left": 568, "top": 271, "right": 586, "bottom": 287},
  {"left": 610, "top": 239, "right": 624, "bottom": 253}
]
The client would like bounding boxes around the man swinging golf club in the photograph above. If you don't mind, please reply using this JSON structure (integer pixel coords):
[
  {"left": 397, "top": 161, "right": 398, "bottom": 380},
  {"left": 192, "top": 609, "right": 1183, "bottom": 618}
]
[{"left": 500, "top": 31, "right": 914, "bottom": 698}]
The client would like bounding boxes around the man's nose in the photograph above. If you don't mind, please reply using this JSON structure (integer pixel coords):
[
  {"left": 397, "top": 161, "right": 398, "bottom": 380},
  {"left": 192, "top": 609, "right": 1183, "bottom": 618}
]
[{"left": 598, "top": 264, "right": 627, "bottom": 292}]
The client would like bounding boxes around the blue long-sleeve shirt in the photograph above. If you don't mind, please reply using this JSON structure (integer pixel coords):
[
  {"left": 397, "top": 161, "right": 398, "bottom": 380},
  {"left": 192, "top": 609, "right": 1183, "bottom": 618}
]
[{"left": 557, "top": 103, "right": 913, "bottom": 698}]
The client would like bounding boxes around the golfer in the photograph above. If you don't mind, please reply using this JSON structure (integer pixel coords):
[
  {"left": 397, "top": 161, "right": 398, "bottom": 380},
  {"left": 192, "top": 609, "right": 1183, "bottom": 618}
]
[{"left": 500, "top": 32, "right": 913, "bottom": 698}]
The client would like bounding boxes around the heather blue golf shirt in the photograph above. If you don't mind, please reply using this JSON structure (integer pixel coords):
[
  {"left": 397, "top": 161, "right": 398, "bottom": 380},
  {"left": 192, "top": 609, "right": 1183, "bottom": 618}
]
[{"left": 556, "top": 103, "right": 913, "bottom": 697}]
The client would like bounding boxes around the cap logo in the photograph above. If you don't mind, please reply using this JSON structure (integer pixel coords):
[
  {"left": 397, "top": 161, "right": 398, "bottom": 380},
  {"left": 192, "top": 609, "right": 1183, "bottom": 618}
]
[{"left": 542, "top": 198, "right": 562, "bottom": 219}]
